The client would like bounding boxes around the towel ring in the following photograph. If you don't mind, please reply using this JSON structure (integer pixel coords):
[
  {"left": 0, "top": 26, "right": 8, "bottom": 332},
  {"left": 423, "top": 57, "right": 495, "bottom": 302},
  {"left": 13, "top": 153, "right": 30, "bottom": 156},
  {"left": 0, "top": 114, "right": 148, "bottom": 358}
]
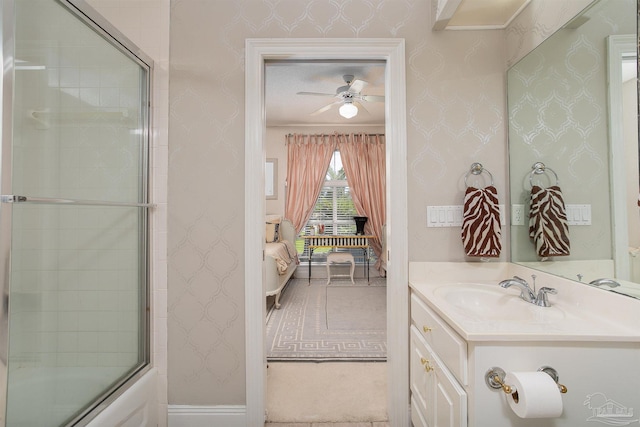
[
  {"left": 464, "top": 162, "right": 494, "bottom": 188},
  {"left": 529, "top": 162, "right": 560, "bottom": 187}
]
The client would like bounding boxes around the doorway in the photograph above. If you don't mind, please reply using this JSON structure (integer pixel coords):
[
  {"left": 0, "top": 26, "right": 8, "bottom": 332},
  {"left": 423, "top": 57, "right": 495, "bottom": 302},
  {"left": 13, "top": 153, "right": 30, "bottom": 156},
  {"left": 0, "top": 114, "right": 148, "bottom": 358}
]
[{"left": 245, "top": 39, "right": 409, "bottom": 426}]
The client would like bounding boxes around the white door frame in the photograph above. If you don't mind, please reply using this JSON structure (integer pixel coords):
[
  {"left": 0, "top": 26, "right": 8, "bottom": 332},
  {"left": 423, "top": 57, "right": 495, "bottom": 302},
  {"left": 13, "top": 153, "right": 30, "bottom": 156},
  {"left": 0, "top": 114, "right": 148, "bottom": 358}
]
[
  {"left": 245, "top": 38, "right": 409, "bottom": 426},
  {"left": 607, "top": 34, "right": 636, "bottom": 280}
]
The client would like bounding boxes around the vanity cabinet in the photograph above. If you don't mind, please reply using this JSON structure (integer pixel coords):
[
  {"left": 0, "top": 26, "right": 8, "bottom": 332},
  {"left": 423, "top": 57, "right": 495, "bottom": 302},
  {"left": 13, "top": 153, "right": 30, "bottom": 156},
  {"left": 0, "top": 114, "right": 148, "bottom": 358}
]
[
  {"left": 410, "top": 294, "right": 467, "bottom": 427},
  {"left": 408, "top": 262, "right": 640, "bottom": 427},
  {"left": 409, "top": 283, "right": 640, "bottom": 427}
]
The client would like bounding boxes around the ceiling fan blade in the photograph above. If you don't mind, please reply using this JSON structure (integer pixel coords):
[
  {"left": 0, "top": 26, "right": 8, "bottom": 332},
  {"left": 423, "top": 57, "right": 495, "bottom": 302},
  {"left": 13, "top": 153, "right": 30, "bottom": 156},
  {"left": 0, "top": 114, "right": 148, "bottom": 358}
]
[
  {"left": 360, "top": 94, "right": 385, "bottom": 103},
  {"left": 297, "top": 91, "right": 336, "bottom": 97},
  {"left": 348, "top": 79, "right": 367, "bottom": 94},
  {"left": 353, "top": 101, "right": 370, "bottom": 115},
  {"left": 309, "top": 100, "right": 342, "bottom": 116}
]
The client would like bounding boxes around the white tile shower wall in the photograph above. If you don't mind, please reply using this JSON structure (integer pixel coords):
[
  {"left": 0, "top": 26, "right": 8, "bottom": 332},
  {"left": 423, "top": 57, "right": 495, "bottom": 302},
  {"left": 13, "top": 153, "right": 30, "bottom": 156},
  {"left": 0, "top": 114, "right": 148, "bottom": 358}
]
[
  {"left": 10, "top": 2, "right": 144, "bottom": 390},
  {"left": 82, "top": 0, "right": 170, "bottom": 425}
]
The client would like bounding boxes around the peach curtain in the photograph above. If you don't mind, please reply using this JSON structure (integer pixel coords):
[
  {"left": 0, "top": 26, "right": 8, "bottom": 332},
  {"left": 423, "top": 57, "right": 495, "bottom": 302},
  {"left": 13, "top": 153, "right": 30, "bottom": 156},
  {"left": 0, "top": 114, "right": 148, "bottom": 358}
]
[
  {"left": 284, "top": 134, "right": 338, "bottom": 233},
  {"left": 337, "top": 133, "right": 386, "bottom": 270}
]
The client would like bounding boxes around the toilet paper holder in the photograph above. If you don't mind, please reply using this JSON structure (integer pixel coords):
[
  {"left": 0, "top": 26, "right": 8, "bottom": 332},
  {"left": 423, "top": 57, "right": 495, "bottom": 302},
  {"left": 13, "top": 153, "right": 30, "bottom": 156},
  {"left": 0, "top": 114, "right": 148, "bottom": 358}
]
[{"left": 485, "top": 366, "right": 568, "bottom": 394}]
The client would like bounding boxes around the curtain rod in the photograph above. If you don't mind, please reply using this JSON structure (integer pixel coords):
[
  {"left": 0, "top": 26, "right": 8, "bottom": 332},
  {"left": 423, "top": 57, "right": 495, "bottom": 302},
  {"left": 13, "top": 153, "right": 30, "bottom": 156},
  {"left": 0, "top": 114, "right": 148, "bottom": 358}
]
[{"left": 286, "top": 133, "right": 385, "bottom": 137}]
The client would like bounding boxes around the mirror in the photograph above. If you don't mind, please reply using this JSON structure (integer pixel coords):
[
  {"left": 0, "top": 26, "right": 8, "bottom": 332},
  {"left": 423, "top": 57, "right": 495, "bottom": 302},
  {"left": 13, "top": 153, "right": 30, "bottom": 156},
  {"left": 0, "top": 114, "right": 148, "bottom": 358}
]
[
  {"left": 266, "top": 158, "right": 278, "bottom": 200},
  {"left": 508, "top": 0, "right": 639, "bottom": 297}
]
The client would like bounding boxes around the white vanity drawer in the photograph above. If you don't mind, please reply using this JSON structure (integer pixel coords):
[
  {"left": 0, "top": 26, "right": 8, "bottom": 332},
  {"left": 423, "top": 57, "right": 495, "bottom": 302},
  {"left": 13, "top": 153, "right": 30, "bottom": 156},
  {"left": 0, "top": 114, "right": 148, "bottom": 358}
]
[
  {"left": 411, "top": 293, "right": 468, "bottom": 385},
  {"left": 410, "top": 326, "right": 467, "bottom": 427}
]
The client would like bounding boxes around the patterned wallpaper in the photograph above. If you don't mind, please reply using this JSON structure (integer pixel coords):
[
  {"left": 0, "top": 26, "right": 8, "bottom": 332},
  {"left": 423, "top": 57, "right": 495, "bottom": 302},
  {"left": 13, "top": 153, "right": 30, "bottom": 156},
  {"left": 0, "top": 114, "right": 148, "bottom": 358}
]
[{"left": 167, "top": 0, "right": 601, "bottom": 407}]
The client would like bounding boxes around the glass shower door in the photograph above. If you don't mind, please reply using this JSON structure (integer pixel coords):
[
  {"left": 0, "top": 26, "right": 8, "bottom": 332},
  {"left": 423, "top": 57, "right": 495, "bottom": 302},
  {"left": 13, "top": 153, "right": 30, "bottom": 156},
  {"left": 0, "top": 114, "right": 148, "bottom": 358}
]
[{"left": 1, "top": 0, "right": 152, "bottom": 425}]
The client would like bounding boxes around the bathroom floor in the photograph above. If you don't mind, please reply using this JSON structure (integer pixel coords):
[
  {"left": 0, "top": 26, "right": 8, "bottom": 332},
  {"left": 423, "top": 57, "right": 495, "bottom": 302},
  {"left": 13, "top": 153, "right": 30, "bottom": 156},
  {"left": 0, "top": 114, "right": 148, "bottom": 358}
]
[
  {"left": 265, "top": 423, "right": 390, "bottom": 426},
  {"left": 265, "top": 362, "right": 388, "bottom": 425}
]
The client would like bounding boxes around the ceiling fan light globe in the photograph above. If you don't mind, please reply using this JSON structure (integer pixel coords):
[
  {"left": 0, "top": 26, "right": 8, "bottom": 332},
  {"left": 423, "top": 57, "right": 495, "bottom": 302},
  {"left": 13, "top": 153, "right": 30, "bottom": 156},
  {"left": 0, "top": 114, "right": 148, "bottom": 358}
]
[{"left": 339, "top": 102, "right": 358, "bottom": 119}]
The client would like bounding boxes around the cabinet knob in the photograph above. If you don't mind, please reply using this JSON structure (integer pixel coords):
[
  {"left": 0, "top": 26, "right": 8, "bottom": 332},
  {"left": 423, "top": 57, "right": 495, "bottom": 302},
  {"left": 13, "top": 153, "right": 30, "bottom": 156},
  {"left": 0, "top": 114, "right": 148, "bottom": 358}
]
[
  {"left": 423, "top": 325, "right": 432, "bottom": 333},
  {"left": 420, "top": 357, "right": 434, "bottom": 372}
]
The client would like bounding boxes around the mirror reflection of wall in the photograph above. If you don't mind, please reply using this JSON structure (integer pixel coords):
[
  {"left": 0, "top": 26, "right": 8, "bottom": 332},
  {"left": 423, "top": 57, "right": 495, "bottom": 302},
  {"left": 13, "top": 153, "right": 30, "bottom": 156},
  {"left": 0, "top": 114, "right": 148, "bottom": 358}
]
[
  {"left": 508, "top": 0, "right": 639, "bottom": 295},
  {"left": 621, "top": 53, "right": 639, "bottom": 281}
]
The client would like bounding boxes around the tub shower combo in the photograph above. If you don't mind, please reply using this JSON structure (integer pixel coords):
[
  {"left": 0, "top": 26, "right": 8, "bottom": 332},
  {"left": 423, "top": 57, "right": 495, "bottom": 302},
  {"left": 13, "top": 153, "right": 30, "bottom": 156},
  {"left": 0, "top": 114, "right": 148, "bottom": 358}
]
[{"left": 0, "top": 0, "right": 153, "bottom": 425}]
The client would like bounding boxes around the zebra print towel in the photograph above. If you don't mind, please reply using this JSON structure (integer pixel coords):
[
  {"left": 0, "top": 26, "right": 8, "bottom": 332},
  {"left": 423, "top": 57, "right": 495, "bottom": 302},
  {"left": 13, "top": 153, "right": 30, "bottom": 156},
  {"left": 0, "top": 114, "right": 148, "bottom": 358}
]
[
  {"left": 529, "top": 185, "right": 570, "bottom": 258},
  {"left": 461, "top": 185, "right": 502, "bottom": 257}
]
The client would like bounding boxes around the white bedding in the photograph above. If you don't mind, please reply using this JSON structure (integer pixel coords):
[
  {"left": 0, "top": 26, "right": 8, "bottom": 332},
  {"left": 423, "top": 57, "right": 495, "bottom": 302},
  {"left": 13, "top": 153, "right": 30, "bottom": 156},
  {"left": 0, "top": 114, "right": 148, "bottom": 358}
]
[{"left": 265, "top": 240, "right": 298, "bottom": 274}]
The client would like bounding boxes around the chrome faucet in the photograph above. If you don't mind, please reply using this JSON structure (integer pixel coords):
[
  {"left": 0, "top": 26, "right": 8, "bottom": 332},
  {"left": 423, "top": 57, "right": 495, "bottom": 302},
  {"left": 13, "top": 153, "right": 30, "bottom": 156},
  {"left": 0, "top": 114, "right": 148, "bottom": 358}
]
[
  {"left": 589, "top": 278, "right": 621, "bottom": 288},
  {"left": 499, "top": 276, "right": 536, "bottom": 303},
  {"left": 499, "top": 276, "right": 557, "bottom": 307}
]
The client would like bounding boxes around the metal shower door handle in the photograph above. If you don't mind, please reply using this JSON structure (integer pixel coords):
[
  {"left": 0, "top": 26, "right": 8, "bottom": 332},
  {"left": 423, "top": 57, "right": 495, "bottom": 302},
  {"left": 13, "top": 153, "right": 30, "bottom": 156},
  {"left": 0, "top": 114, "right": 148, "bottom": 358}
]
[{"left": 1, "top": 195, "right": 155, "bottom": 208}]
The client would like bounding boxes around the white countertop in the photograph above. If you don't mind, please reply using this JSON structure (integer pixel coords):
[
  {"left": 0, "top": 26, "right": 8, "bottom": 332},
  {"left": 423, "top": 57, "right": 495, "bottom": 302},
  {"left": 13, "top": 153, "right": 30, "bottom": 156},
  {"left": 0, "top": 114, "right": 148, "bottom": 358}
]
[{"left": 409, "top": 262, "right": 640, "bottom": 343}]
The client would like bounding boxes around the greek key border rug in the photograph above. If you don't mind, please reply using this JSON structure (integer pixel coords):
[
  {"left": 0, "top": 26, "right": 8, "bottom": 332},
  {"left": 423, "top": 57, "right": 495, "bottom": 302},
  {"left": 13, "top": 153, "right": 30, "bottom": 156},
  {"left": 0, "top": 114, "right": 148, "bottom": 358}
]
[{"left": 266, "top": 277, "right": 387, "bottom": 361}]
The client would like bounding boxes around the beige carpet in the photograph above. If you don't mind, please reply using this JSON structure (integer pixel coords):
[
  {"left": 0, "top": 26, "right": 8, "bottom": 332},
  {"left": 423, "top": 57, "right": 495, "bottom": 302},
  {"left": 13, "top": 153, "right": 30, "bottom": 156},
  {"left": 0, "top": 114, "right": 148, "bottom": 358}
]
[
  {"left": 326, "top": 286, "right": 386, "bottom": 330},
  {"left": 266, "top": 362, "right": 388, "bottom": 423},
  {"left": 266, "top": 278, "right": 387, "bottom": 361}
]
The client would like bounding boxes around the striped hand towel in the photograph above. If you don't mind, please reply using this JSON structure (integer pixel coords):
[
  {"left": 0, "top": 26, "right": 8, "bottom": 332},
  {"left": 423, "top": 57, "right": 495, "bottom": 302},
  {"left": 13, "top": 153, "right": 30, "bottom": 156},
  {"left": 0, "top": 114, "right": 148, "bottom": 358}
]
[
  {"left": 461, "top": 185, "right": 502, "bottom": 257},
  {"left": 529, "top": 185, "right": 570, "bottom": 258}
]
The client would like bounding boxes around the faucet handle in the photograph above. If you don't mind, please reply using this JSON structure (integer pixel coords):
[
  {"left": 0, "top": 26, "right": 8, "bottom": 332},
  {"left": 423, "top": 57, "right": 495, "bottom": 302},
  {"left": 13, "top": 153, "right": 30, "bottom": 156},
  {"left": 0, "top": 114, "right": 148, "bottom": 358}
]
[{"left": 535, "top": 287, "right": 557, "bottom": 307}]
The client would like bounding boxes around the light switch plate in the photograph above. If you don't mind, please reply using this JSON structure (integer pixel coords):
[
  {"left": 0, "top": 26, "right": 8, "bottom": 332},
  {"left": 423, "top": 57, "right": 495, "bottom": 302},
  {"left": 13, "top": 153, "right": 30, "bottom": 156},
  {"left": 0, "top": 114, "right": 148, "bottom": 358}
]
[
  {"left": 566, "top": 204, "right": 591, "bottom": 225},
  {"left": 427, "top": 205, "right": 506, "bottom": 227}
]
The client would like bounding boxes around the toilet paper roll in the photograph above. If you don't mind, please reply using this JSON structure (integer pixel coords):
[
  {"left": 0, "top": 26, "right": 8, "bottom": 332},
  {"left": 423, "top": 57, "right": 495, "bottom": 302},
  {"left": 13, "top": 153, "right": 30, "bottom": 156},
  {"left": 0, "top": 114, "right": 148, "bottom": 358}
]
[{"left": 504, "top": 371, "right": 563, "bottom": 418}]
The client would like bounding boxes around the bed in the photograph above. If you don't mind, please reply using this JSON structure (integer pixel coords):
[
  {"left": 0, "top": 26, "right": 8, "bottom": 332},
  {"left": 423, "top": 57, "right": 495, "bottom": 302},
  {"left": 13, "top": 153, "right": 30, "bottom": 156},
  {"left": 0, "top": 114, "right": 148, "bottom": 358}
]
[{"left": 265, "top": 218, "right": 298, "bottom": 308}]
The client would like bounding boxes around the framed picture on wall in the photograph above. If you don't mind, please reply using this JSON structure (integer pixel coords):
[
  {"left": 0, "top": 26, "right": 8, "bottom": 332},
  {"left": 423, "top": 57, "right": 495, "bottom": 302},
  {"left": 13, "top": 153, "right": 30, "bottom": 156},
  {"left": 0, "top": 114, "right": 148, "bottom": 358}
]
[{"left": 266, "top": 158, "right": 277, "bottom": 200}]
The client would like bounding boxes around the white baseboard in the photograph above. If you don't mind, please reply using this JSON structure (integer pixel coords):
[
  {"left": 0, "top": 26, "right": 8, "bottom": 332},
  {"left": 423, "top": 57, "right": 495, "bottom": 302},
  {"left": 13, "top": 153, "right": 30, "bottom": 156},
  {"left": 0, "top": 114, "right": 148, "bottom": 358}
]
[{"left": 168, "top": 405, "right": 247, "bottom": 427}]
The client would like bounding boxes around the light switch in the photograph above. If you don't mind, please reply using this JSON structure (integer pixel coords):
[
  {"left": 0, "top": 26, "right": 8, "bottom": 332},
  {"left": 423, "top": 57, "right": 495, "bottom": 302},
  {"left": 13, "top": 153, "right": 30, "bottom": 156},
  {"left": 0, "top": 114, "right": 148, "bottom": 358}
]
[
  {"left": 426, "top": 205, "right": 464, "bottom": 227},
  {"left": 455, "top": 209, "right": 463, "bottom": 224},
  {"left": 566, "top": 204, "right": 591, "bottom": 225}
]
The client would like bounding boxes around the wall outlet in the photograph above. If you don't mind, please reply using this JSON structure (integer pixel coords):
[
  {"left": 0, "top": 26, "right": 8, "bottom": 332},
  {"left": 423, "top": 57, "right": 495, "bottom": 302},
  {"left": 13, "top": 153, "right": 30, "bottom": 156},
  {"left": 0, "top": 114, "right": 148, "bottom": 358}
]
[{"left": 512, "top": 204, "right": 525, "bottom": 226}]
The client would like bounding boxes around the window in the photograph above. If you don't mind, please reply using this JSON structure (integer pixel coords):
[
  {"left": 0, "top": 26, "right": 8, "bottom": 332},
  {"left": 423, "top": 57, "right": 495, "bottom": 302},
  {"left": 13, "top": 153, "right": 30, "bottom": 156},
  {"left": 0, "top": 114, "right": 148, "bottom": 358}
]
[
  {"left": 299, "top": 151, "right": 374, "bottom": 263},
  {"left": 307, "top": 151, "right": 357, "bottom": 236}
]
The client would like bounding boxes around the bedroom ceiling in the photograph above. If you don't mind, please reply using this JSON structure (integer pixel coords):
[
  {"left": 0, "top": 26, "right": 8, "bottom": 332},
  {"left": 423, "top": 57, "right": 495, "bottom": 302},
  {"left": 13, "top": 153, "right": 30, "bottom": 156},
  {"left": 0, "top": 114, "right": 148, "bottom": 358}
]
[{"left": 265, "top": 61, "right": 386, "bottom": 127}]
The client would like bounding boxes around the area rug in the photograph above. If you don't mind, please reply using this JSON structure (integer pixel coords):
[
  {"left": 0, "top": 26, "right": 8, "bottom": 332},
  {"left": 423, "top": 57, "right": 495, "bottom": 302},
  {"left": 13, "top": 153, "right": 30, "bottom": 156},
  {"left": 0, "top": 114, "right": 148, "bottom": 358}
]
[
  {"left": 266, "top": 277, "right": 387, "bottom": 361},
  {"left": 266, "top": 361, "right": 388, "bottom": 422}
]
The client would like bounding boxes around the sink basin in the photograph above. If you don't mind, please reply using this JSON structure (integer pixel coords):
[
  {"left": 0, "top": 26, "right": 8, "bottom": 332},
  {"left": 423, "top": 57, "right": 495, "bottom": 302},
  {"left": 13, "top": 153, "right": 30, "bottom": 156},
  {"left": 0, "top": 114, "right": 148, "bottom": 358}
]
[
  {"left": 432, "top": 283, "right": 565, "bottom": 323},
  {"left": 408, "top": 263, "right": 640, "bottom": 341}
]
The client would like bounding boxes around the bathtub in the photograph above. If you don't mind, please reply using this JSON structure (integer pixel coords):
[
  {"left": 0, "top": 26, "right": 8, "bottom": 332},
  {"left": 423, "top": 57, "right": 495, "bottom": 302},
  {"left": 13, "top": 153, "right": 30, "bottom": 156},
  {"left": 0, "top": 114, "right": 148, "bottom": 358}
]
[
  {"left": 6, "top": 366, "right": 157, "bottom": 426},
  {"left": 87, "top": 367, "right": 158, "bottom": 427}
]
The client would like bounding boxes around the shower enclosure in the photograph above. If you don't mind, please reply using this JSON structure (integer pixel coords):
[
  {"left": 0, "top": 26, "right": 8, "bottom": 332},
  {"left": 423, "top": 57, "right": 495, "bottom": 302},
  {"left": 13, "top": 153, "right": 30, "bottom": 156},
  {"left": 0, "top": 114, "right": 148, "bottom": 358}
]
[{"left": 0, "top": 0, "right": 153, "bottom": 425}]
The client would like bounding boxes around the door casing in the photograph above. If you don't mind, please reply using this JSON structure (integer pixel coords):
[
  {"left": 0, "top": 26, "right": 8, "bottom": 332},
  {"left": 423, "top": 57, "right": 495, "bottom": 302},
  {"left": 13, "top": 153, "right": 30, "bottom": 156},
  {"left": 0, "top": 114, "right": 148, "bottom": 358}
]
[{"left": 245, "top": 38, "right": 409, "bottom": 426}]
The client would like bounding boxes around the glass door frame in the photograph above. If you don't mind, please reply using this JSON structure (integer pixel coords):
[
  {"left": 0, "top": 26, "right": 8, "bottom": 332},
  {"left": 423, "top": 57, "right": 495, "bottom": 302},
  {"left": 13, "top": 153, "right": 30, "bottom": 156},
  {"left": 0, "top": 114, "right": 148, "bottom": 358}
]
[{"left": 0, "top": 0, "right": 154, "bottom": 425}]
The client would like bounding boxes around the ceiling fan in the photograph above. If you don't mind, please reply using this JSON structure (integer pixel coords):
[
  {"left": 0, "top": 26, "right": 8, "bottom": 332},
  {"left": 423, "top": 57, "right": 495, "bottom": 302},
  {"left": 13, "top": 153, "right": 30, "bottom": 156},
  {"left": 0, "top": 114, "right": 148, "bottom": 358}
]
[{"left": 296, "top": 74, "right": 385, "bottom": 119}]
